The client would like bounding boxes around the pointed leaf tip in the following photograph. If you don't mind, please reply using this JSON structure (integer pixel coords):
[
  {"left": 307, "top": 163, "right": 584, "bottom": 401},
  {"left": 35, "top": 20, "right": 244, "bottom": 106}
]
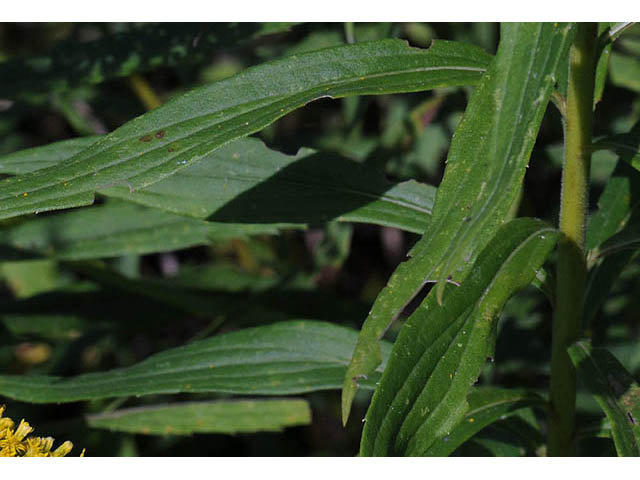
[{"left": 341, "top": 23, "right": 575, "bottom": 424}]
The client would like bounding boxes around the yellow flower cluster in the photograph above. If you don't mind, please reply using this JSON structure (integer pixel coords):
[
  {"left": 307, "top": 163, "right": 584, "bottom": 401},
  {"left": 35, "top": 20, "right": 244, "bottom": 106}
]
[{"left": 0, "top": 405, "right": 80, "bottom": 457}]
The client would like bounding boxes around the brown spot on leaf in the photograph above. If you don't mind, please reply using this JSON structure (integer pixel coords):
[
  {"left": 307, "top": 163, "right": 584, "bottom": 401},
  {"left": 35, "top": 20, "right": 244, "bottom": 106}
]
[
  {"left": 139, "top": 135, "right": 153, "bottom": 142},
  {"left": 155, "top": 130, "right": 166, "bottom": 139}
]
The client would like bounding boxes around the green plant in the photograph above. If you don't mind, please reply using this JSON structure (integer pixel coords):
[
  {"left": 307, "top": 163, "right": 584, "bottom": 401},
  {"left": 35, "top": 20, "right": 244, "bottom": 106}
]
[{"left": 0, "top": 22, "right": 639, "bottom": 456}]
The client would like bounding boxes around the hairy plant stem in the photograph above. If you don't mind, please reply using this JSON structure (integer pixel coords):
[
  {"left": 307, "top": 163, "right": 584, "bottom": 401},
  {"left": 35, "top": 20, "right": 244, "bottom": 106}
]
[{"left": 548, "top": 23, "right": 598, "bottom": 457}]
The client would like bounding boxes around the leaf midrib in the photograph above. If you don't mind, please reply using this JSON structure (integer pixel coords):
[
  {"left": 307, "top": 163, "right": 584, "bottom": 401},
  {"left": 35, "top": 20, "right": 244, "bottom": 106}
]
[
  {"left": 370, "top": 226, "right": 554, "bottom": 454},
  {"left": 438, "top": 24, "right": 547, "bottom": 284},
  {"left": 0, "top": 56, "right": 487, "bottom": 203}
]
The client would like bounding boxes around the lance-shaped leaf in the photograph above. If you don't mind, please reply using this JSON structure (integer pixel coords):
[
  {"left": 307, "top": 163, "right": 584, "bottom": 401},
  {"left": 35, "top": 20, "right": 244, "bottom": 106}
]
[
  {"left": 593, "top": 121, "right": 640, "bottom": 173},
  {"left": 593, "top": 209, "right": 640, "bottom": 259},
  {"left": 556, "top": 23, "right": 615, "bottom": 106},
  {"left": 0, "top": 200, "right": 277, "bottom": 261},
  {"left": 568, "top": 340, "right": 640, "bottom": 456},
  {"left": 359, "top": 218, "right": 558, "bottom": 456},
  {"left": 593, "top": 24, "right": 613, "bottom": 106},
  {"left": 0, "top": 137, "right": 436, "bottom": 235},
  {"left": 422, "top": 387, "right": 545, "bottom": 456},
  {"left": 609, "top": 52, "right": 640, "bottom": 93},
  {"left": 0, "top": 136, "right": 100, "bottom": 175},
  {"left": 0, "top": 23, "right": 299, "bottom": 99},
  {"left": 342, "top": 23, "right": 574, "bottom": 423},
  {"left": 0, "top": 320, "right": 392, "bottom": 403},
  {"left": 86, "top": 399, "right": 311, "bottom": 435},
  {"left": 118, "top": 138, "right": 436, "bottom": 233},
  {"left": 587, "top": 161, "right": 640, "bottom": 250},
  {"left": 584, "top": 162, "right": 640, "bottom": 329},
  {"left": 0, "top": 39, "right": 490, "bottom": 221},
  {"left": 584, "top": 249, "right": 638, "bottom": 331}
]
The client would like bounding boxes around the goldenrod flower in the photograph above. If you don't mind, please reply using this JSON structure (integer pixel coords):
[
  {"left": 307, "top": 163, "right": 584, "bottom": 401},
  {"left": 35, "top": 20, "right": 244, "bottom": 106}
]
[{"left": 0, "top": 405, "right": 81, "bottom": 457}]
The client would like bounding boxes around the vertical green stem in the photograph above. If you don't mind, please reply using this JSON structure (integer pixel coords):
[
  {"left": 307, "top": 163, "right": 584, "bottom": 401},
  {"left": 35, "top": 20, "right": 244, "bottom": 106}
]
[
  {"left": 549, "top": 23, "right": 598, "bottom": 457},
  {"left": 344, "top": 22, "right": 355, "bottom": 44}
]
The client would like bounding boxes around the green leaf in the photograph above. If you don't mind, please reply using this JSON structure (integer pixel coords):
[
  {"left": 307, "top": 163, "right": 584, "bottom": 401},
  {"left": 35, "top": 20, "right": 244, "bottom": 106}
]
[
  {"left": 0, "top": 137, "right": 436, "bottom": 234},
  {"left": 594, "top": 209, "right": 640, "bottom": 258},
  {"left": 604, "top": 23, "right": 636, "bottom": 44},
  {"left": 359, "top": 218, "right": 559, "bottom": 456},
  {"left": 558, "top": 23, "right": 612, "bottom": 106},
  {"left": 584, "top": 162, "right": 640, "bottom": 329},
  {"left": 422, "top": 387, "right": 545, "bottom": 456},
  {"left": 586, "top": 161, "right": 640, "bottom": 250},
  {"left": 342, "top": 23, "right": 574, "bottom": 423},
  {"left": 594, "top": 23, "right": 614, "bottom": 105},
  {"left": 428, "top": 23, "right": 572, "bottom": 304},
  {"left": 593, "top": 123, "right": 640, "bottom": 174},
  {"left": 609, "top": 52, "right": 640, "bottom": 92},
  {"left": 568, "top": 340, "right": 640, "bottom": 456},
  {"left": 116, "top": 138, "right": 437, "bottom": 234},
  {"left": 457, "top": 432, "right": 525, "bottom": 456},
  {"left": 0, "top": 23, "right": 299, "bottom": 99},
  {"left": 0, "top": 200, "right": 277, "bottom": 261},
  {"left": 584, "top": 250, "right": 638, "bottom": 331},
  {"left": 450, "top": 411, "right": 543, "bottom": 456},
  {"left": 0, "top": 320, "right": 392, "bottom": 403},
  {"left": 0, "top": 136, "right": 100, "bottom": 175},
  {"left": 86, "top": 399, "right": 311, "bottom": 435},
  {"left": 0, "top": 39, "right": 490, "bottom": 221}
]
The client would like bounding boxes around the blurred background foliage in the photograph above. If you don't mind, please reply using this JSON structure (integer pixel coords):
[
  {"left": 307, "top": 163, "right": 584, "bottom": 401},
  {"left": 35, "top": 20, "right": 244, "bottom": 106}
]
[{"left": 0, "top": 22, "right": 639, "bottom": 456}]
